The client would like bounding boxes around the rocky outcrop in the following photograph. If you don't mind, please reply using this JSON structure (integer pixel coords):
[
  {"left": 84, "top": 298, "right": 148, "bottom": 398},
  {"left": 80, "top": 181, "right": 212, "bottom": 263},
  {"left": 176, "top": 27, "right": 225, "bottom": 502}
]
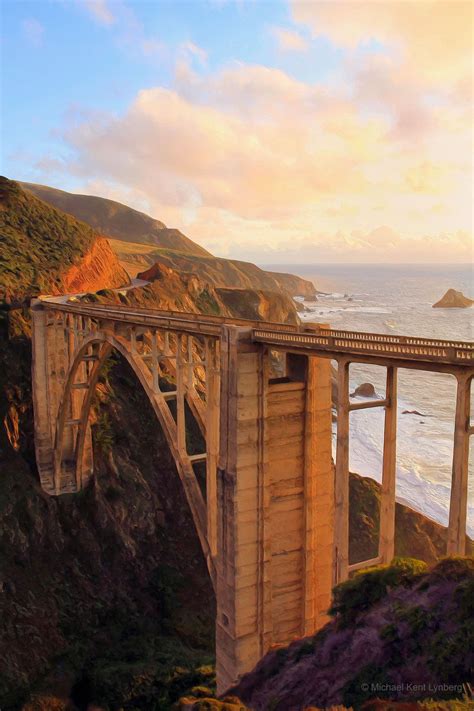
[
  {"left": 265, "top": 271, "right": 318, "bottom": 299},
  {"left": 77, "top": 262, "right": 300, "bottom": 325},
  {"left": 432, "top": 288, "right": 473, "bottom": 308},
  {"left": 351, "top": 382, "right": 377, "bottom": 398},
  {"left": 62, "top": 237, "right": 128, "bottom": 294},
  {"left": 137, "top": 252, "right": 315, "bottom": 300},
  {"left": 215, "top": 287, "right": 299, "bottom": 324}
]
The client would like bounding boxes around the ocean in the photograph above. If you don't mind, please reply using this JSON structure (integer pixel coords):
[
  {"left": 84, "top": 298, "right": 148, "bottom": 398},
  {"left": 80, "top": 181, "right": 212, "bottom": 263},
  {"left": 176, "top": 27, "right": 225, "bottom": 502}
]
[{"left": 264, "top": 263, "right": 474, "bottom": 536}]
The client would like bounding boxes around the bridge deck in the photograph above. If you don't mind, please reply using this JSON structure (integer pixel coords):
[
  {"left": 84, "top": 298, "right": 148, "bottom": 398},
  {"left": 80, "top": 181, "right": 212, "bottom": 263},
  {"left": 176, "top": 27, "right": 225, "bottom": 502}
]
[
  {"left": 253, "top": 328, "right": 474, "bottom": 369},
  {"left": 41, "top": 299, "right": 473, "bottom": 369}
]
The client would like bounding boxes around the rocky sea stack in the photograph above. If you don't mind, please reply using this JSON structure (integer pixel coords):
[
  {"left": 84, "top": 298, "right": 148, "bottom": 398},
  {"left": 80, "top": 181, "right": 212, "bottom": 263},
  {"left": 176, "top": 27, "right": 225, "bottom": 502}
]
[{"left": 432, "top": 288, "right": 473, "bottom": 308}]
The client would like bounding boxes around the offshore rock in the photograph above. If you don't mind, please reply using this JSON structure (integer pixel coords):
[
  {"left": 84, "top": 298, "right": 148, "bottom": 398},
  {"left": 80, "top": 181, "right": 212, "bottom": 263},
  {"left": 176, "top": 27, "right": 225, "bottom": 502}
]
[{"left": 432, "top": 288, "right": 473, "bottom": 308}]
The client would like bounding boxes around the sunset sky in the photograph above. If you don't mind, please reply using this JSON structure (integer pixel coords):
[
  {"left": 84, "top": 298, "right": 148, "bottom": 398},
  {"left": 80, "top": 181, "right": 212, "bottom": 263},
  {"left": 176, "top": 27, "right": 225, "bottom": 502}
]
[{"left": 2, "top": 0, "right": 473, "bottom": 264}]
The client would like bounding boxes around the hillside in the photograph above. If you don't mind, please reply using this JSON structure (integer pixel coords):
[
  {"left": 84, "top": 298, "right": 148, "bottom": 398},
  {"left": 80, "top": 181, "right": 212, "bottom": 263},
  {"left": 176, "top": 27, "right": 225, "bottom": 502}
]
[
  {"left": 0, "top": 178, "right": 129, "bottom": 303},
  {"left": 137, "top": 250, "right": 317, "bottom": 299},
  {"left": 75, "top": 261, "right": 300, "bottom": 325},
  {"left": 21, "top": 181, "right": 212, "bottom": 257},
  {"left": 19, "top": 181, "right": 317, "bottom": 299},
  {"left": 230, "top": 557, "right": 474, "bottom": 710}
]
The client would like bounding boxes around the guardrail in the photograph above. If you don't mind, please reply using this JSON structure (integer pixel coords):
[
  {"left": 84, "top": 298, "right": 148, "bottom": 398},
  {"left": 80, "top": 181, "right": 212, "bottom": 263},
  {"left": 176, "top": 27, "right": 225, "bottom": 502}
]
[
  {"left": 40, "top": 299, "right": 300, "bottom": 335},
  {"left": 252, "top": 328, "right": 474, "bottom": 365},
  {"left": 40, "top": 300, "right": 474, "bottom": 366}
]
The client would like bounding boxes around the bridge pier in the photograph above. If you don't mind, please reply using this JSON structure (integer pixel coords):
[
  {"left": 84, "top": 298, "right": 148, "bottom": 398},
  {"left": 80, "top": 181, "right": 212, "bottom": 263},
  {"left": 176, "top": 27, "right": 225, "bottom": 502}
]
[{"left": 216, "top": 327, "right": 333, "bottom": 692}]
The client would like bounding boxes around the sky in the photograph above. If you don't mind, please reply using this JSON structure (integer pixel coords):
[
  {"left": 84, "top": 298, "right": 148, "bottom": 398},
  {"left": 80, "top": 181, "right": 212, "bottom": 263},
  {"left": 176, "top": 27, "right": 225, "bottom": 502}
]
[{"left": 1, "top": 0, "right": 473, "bottom": 264}]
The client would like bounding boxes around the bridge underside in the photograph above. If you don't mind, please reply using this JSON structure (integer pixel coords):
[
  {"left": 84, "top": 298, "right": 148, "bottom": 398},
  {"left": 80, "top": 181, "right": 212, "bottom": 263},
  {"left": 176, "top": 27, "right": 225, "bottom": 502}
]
[{"left": 31, "top": 300, "right": 473, "bottom": 693}]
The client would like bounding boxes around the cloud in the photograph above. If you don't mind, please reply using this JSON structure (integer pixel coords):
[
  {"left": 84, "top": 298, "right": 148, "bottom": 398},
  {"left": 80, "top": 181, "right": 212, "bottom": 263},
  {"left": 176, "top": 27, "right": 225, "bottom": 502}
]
[
  {"left": 41, "top": 54, "right": 471, "bottom": 262},
  {"left": 180, "top": 41, "right": 208, "bottom": 65},
  {"left": 22, "top": 18, "right": 44, "bottom": 47},
  {"left": 290, "top": 0, "right": 472, "bottom": 86},
  {"left": 271, "top": 25, "right": 308, "bottom": 52},
  {"left": 81, "top": 0, "right": 116, "bottom": 26}
]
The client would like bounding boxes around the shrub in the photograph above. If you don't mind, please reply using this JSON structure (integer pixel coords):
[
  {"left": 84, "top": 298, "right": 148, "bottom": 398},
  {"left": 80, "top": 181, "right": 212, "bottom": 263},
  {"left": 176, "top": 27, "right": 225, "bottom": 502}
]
[{"left": 330, "top": 558, "right": 428, "bottom": 626}]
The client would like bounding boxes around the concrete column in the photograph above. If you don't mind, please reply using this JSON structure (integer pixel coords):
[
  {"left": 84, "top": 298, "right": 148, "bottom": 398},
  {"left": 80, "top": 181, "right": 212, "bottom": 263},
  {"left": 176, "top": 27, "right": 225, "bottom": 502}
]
[
  {"left": 206, "top": 338, "right": 220, "bottom": 559},
  {"left": 334, "top": 358, "right": 350, "bottom": 584},
  {"left": 216, "top": 333, "right": 334, "bottom": 693},
  {"left": 447, "top": 372, "right": 471, "bottom": 555},
  {"left": 216, "top": 327, "right": 266, "bottom": 693},
  {"left": 304, "top": 355, "right": 334, "bottom": 632},
  {"left": 31, "top": 301, "right": 55, "bottom": 493},
  {"left": 380, "top": 366, "right": 397, "bottom": 564}
]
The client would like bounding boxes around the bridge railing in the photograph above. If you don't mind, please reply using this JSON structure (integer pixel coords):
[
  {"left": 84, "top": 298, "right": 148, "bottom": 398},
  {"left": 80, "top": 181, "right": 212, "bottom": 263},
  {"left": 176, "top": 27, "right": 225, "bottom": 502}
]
[
  {"left": 316, "top": 328, "right": 474, "bottom": 350},
  {"left": 44, "top": 299, "right": 300, "bottom": 334},
  {"left": 252, "top": 328, "right": 474, "bottom": 364}
]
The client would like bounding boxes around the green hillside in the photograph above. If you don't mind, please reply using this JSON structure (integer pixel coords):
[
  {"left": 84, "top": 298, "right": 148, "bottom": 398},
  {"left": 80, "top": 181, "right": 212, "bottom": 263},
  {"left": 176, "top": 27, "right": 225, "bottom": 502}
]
[{"left": 0, "top": 177, "right": 98, "bottom": 303}]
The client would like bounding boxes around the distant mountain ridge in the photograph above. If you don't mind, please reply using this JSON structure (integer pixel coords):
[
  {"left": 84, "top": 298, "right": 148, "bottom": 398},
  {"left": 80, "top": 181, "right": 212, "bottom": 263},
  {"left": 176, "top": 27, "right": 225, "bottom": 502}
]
[
  {"left": 20, "top": 181, "right": 318, "bottom": 300},
  {"left": 21, "top": 181, "right": 212, "bottom": 257}
]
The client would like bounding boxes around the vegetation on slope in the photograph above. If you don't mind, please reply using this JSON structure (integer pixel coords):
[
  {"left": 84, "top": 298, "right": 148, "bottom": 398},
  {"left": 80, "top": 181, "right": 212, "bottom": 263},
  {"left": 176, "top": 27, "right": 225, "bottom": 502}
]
[
  {"left": 21, "top": 181, "right": 212, "bottom": 257},
  {"left": 0, "top": 177, "right": 127, "bottom": 303},
  {"left": 230, "top": 557, "right": 474, "bottom": 710},
  {"left": 1, "top": 177, "right": 94, "bottom": 302}
]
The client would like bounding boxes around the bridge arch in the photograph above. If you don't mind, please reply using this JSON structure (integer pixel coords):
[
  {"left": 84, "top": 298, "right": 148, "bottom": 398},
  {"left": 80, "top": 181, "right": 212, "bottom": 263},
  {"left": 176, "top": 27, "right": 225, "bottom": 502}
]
[{"left": 53, "top": 330, "right": 215, "bottom": 584}]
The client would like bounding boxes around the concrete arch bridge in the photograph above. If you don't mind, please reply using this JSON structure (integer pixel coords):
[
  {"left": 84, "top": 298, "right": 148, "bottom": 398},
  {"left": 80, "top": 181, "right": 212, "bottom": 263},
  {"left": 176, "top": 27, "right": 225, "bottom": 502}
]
[{"left": 31, "top": 299, "right": 473, "bottom": 692}]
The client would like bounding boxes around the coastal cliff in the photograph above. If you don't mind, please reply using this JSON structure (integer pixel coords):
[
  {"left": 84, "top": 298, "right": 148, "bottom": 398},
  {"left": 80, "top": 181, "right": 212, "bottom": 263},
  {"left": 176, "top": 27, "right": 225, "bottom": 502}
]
[
  {"left": 19, "top": 180, "right": 317, "bottom": 301},
  {"left": 78, "top": 262, "right": 300, "bottom": 325}
]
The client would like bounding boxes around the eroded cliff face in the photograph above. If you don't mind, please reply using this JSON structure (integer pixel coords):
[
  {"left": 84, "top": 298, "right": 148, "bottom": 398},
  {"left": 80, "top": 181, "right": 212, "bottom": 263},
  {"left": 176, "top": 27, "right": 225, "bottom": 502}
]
[
  {"left": 136, "top": 252, "right": 316, "bottom": 301},
  {"left": 61, "top": 237, "right": 129, "bottom": 294}
]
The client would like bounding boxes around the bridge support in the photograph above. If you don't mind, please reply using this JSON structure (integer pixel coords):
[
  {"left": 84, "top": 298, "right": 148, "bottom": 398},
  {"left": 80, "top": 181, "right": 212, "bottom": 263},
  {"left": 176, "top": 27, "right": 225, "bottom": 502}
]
[
  {"left": 447, "top": 371, "right": 472, "bottom": 555},
  {"left": 216, "top": 328, "right": 334, "bottom": 692}
]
